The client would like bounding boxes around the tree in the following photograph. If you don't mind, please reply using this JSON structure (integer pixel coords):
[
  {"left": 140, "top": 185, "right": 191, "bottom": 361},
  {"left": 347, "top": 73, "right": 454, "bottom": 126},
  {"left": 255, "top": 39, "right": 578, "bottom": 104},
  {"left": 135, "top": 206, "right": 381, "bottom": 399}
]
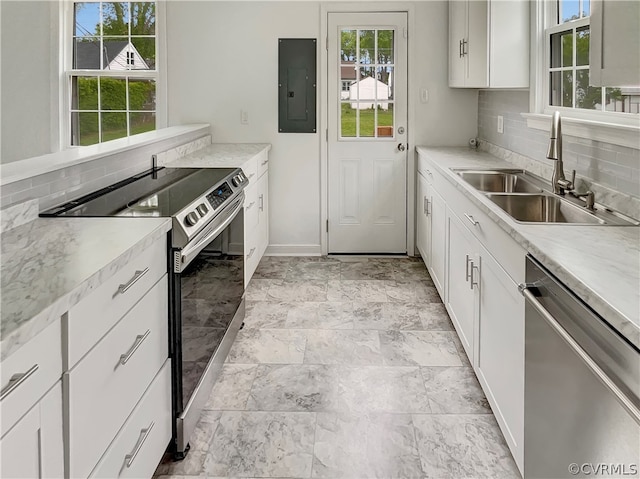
[{"left": 101, "top": 2, "right": 156, "bottom": 68}]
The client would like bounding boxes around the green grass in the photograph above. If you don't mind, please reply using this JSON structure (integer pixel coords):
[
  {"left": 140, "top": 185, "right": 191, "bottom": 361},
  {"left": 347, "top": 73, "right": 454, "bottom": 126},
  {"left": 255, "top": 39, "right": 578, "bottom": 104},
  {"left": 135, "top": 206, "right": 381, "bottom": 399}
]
[
  {"left": 341, "top": 103, "right": 394, "bottom": 137},
  {"left": 78, "top": 121, "right": 156, "bottom": 146}
]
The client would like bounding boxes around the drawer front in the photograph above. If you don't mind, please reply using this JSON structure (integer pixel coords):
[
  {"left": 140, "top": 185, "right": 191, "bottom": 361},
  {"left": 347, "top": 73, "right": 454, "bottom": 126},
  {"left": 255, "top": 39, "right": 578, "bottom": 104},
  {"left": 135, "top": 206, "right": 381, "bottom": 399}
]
[
  {"left": 245, "top": 229, "right": 261, "bottom": 288},
  {"left": 67, "top": 235, "right": 167, "bottom": 368},
  {"left": 256, "top": 150, "right": 269, "bottom": 178},
  {"left": 417, "top": 154, "right": 435, "bottom": 180},
  {"left": 90, "top": 361, "right": 171, "bottom": 479},
  {"left": 1, "top": 320, "right": 61, "bottom": 437},
  {"left": 244, "top": 182, "right": 260, "bottom": 233},
  {"left": 66, "top": 277, "right": 168, "bottom": 479},
  {"left": 241, "top": 157, "right": 258, "bottom": 185}
]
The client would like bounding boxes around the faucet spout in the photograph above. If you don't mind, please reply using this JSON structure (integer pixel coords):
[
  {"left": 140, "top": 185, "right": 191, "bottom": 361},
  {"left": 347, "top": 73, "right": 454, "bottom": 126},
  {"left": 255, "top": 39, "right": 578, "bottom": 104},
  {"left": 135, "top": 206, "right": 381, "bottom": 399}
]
[{"left": 547, "top": 111, "right": 571, "bottom": 194}]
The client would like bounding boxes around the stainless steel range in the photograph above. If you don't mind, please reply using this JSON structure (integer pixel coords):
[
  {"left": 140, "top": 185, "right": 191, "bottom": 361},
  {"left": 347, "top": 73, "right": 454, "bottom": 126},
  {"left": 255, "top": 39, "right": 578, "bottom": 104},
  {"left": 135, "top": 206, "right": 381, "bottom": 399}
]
[{"left": 41, "top": 166, "right": 249, "bottom": 459}]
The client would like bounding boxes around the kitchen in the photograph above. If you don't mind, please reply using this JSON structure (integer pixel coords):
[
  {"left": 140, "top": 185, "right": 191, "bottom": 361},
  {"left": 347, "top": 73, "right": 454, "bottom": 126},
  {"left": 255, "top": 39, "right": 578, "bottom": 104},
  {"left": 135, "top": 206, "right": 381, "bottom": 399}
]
[{"left": 1, "top": 1, "right": 639, "bottom": 478}]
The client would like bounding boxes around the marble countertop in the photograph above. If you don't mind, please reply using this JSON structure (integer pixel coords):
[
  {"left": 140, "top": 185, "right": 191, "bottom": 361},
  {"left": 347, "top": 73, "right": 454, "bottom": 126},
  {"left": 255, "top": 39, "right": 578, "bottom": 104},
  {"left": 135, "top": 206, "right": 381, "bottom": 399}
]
[
  {"left": 163, "top": 143, "right": 271, "bottom": 169},
  {"left": 0, "top": 217, "right": 172, "bottom": 361},
  {"left": 416, "top": 146, "right": 640, "bottom": 348}
]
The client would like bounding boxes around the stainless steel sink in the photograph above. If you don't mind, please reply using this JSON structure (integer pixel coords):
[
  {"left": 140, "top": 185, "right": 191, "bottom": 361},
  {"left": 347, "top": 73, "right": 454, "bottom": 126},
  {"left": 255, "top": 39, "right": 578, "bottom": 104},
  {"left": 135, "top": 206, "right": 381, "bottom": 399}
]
[
  {"left": 485, "top": 193, "right": 606, "bottom": 225},
  {"left": 453, "top": 169, "right": 544, "bottom": 193}
]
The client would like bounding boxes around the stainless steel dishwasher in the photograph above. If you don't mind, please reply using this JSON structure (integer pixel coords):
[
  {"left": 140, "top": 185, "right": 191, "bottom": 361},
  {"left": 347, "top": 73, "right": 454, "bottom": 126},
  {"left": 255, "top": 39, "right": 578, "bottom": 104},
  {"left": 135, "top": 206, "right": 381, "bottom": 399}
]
[{"left": 521, "top": 256, "right": 639, "bottom": 479}]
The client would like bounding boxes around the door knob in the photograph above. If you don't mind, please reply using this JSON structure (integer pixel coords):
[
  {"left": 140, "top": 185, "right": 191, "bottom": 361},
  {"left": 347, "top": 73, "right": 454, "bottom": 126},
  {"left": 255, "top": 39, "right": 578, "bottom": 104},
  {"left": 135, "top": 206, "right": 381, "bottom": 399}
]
[{"left": 397, "top": 143, "right": 406, "bottom": 152}]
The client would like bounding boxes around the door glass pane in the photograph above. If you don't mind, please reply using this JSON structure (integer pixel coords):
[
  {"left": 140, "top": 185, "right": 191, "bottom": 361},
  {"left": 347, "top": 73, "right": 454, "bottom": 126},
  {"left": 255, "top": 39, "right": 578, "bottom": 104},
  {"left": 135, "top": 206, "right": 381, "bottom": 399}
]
[
  {"left": 340, "top": 102, "right": 356, "bottom": 138},
  {"left": 340, "top": 29, "right": 357, "bottom": 61},
  {"left": 576, "top": 26, "right": 589, "bottom": 66},
  {"left": 358, "top": 106, "right": 375, "bottom": 137},
  {"left": 378, "top": 66, "right": 393, "bottom": 101},
  {"left": 550, "top": 31, "right": 573, "bottom": 68},
  {"left": 550, "top": 71, "right": 573, "bottom": 107},
  {"left": 359, "top": 30, "right": 375, "bottom": 64},
  {"left": 376, "top": 103, "right": 394, "bottom": 137},
  {"left": 377, "top": 30, "right": 394, "bottom": 64},
  {"left": 575, "top": 70, "right": 601, "bottom": 109}
]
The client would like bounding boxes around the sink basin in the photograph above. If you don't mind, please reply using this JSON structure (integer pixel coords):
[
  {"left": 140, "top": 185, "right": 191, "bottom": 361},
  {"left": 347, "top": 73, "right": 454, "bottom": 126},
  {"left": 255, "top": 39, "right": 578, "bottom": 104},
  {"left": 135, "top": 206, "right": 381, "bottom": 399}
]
[
  {"left": 454, "top": 169, "right": 543, "bottom": 193},
  {"left": 486, "top": 194, "right": 606, "bottom": 225}
]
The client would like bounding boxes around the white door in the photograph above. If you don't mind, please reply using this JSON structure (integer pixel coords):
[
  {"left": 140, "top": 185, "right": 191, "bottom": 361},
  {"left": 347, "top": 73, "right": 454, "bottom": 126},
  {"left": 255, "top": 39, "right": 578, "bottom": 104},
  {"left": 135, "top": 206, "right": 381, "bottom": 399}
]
[{"left": 327, "top": 12, "right": 408, "bottom": 254}]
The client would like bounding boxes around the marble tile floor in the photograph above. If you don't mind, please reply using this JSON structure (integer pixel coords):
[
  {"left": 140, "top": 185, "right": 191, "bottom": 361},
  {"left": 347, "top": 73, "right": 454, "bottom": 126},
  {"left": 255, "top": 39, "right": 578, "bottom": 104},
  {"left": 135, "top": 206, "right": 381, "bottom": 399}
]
[{"left": 155, "top": 256, "right": 520, "bottom": 479}]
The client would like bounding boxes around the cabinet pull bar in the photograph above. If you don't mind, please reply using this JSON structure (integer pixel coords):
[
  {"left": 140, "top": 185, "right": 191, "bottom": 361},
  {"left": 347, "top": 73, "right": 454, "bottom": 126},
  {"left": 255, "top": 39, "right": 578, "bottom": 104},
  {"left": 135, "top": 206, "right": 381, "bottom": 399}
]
[
  {"left": 464, "top": 213, "right": 478, "bottom": 226},
  {"left": 261, "top": 158, "right": 269, "bottom": 166},
  {"left": 259, "top": 194, "right": 264, "bottom": 211},
  {"left": 125, "top": 421, "right": 155, "bottom": 468},
  {"left": 470, "top": 263, "right": 479, "bottom": 290},
  {"left": 247, "top": 247, "right": 257, "bottom": 260},
  {"left": 465, "top": 255, "right": 472, "bottom": 283},
  {"left": 119, "top": 330, "right": 151, "bottom": 366},
  {"left": 247, "top": 173, "right": 256, "bottom": 179},
  {"left": 0, "top": 364, "right": 39, "bottom": 401},
  {"left": 117, "top": 268, "right": 149, "bottom": 295},
  {"left": 246, "top": 201, "right": 256, "bottom": 210},
  {"left": 459, "top": 39, "right": 463, "bottom": 57}
]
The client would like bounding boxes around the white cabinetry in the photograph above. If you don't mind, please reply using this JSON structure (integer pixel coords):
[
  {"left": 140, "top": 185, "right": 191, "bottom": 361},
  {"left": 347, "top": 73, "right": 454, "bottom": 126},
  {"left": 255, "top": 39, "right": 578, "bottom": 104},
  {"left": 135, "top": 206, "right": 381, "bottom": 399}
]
[
  {"left": 64, "top": 234, "right": 171, "bottom": 479},
  {"left": 243, "top": 150, "right": 269, "bottom": 287},
  {"left": 589, "top": 0, "right": 640, "bottom": 87},
  {"left": 449, "top": 0, "right": 529, "bottom": 88}
]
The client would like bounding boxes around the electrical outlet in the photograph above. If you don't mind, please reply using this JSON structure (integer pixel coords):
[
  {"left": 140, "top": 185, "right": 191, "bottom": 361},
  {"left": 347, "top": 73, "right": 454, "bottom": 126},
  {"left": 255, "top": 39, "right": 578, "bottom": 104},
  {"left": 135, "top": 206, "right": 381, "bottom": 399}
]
[
  {"left": 241, "top": 110, "right": 249, "bottom": 125},
  {"left": 420, "top": 88, "right": 429, "bottom": 103},
  {"left": 497, "top": 115, "right": 504, "bottom": 134}
]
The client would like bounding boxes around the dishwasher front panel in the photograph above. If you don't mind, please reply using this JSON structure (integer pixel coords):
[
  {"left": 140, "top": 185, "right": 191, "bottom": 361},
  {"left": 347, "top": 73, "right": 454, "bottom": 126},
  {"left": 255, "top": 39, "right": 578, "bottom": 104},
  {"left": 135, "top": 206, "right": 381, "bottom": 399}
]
[{"left": 524, "top": 256, "right": 639, "bottom": 479}]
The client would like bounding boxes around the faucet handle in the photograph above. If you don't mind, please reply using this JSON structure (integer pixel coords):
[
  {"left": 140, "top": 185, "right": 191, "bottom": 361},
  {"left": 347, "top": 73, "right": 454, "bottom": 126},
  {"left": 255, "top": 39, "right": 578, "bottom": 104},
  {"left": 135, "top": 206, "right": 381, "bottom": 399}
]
[{"left": 569, "top": 169, "right": 576, "bottom": 187}]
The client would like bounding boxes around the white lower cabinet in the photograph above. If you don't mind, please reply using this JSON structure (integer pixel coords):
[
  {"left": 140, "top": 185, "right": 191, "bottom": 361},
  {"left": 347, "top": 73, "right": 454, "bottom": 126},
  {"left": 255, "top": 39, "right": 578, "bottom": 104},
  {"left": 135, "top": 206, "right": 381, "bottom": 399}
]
[
  {"left": 0, "top": 383, "right": 64, "bottom": 479},
  {"left": 244, "top": 158, "right": 269, "bottom": 287}
]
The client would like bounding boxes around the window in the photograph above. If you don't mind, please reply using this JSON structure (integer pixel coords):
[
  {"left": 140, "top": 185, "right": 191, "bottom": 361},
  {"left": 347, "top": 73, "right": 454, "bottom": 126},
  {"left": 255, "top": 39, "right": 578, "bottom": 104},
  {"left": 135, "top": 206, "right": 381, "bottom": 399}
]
[
  {"left": 69, "top": 1, "right": 156, "bottom": 146},
  {"left": 545, "top": 0, "right": 639, "bottom": 115}
]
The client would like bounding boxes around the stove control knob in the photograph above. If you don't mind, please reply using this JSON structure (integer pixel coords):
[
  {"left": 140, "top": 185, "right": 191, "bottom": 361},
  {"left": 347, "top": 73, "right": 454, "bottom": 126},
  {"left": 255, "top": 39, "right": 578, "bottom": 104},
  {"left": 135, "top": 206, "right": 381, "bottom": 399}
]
[
  {"left": 196, "top": 203, "right": 209, "bottom": 216},
  {"left": 232, "top": 176, "right": 240, "bottom": 187},
  {"left": 184, "top": 211, "right": 199, "bottom": 227}
]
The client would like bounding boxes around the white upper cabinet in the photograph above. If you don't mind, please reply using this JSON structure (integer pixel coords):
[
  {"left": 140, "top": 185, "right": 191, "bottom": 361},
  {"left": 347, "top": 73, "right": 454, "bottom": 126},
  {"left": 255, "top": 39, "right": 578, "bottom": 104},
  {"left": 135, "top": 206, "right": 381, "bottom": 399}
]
[
  {"left": 589, "top": 0, "right": 640, "bottom": 87},
  {"left": 449, "top": 0, "right": 529, "bottom": 88}
]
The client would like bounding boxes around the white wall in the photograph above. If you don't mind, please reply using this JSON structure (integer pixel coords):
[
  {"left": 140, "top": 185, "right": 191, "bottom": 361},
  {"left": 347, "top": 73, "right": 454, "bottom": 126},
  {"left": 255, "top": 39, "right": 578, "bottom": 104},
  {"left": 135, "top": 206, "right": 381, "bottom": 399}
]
[
  {"left": 1, "top": 1, "right": 58, "bottom": 164},
  {"left": 166, "top": 1, "right": 478, "bottom": 252}
]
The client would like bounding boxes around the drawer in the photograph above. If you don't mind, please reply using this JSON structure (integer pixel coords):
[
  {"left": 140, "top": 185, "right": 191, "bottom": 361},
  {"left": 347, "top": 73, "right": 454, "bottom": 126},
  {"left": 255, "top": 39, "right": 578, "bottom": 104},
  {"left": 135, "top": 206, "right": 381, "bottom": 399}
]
[
  {"left": 66, "top": 277, "right": 168, "bottom": 479},
  {"left": 67, "top": 235, "right": 167, "bottom": 368},
  {"left": 241, "top": 157, "right": 258, "bottom": 184},
  {"left": 244, "top": 229, "right": 261, "bottom": 288},
  {"left": 256, "top": 149, "right": 270, "bottom": 178},
  {"left": 1, "top": 320, "right": 61, "bottom": 437},
  {"left": 244, "top": 182, "right": 259, "bottom": 233},
  {"left": 417, "top": 154, "right": 435, "bottom": 180},
  {"left": 90, "top": 360, "right": 171, "bottom": 479}
]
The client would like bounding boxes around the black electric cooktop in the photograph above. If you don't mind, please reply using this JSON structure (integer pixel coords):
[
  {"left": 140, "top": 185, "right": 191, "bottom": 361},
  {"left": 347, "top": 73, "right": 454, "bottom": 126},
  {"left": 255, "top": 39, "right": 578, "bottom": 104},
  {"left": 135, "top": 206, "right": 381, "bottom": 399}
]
[{"left": 40, "top": 167, "right": 236, "bottom": 218}]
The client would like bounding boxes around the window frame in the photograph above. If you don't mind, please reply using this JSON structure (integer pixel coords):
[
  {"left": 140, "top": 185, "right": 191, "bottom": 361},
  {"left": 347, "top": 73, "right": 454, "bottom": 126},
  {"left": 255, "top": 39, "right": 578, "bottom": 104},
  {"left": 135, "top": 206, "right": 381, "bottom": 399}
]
[
  {"left": 60, "top": 0, "right": 166, "bottom": 148},
  {"left": 527, "top": 0, "right": 639, "bottom": 147}
]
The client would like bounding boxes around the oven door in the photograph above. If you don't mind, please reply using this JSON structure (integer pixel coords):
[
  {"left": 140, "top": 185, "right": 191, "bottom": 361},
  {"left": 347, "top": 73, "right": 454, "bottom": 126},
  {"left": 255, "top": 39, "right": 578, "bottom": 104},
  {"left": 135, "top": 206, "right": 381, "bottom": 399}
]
[{"left": 170, "top": 195, "right": 245, "bottom": 457}]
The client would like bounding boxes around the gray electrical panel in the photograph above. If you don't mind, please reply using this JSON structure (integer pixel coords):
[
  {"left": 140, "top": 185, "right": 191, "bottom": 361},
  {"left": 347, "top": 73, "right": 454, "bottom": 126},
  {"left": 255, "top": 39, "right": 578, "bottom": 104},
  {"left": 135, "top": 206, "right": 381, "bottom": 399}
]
[{"left": 278, "top": 38, "right": 316, "bottom": 133}]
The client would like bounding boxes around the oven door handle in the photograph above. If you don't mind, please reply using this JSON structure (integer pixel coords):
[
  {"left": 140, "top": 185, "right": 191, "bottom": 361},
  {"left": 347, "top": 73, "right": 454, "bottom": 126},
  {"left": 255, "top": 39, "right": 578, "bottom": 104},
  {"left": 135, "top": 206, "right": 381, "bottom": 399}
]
[{"left": 178, "top": 194, "right": 244, "bottom": 271}]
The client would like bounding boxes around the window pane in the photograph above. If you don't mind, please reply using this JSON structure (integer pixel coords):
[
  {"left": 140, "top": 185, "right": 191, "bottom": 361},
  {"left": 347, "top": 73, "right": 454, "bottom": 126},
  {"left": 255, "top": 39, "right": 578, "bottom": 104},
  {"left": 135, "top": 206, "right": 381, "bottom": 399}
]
[
  {"left": 560, "top": 0, "right": 580, "bottom": 22},
  {"left": 131, "top": 2, "right": 155, "bottom": 35},
  {"left": 376, "top": 103, "right": 394, "bottom": 138},
  {"left": 71, "top": 112, "right": 99, "bottom": 146},
  {"left": 72, "top": 76, "right": 99, "bottom": 110},
  {"left": 377, "top": 30, "right": 394, "bottom": 64},
  {"left": 576, "top": 26, "right": 589, "bottom": 66},
  {"left": 379, "top": 66, "right": 393, "bottom": 100},
  {"left": 340, "top": 29, "right": 357, "bottom": 62},
  {"left": 102, "top": 2, "right": 129, "bottom": 36},
  {"left": 100, "top": 77, "right": 127, "bottom": 110},
  {"left": 131, "top": 37, "right": 156, "bottom": 69},
  {"left": 575, "top": 70, "right": 602, "bottom": 110},
  {"left": 74, "top": 3, "right": 100, "bottom": 37},
  {"left": 128, "top": 79, "right": 156, "bottom": 110},
  {"left": 550, "top": 31, "right": 573, "bottom": 68},
  {"left": 583, "top": 0, "right": 591, "bottom": 17},
  {"left": 130, "top": 112, "right": 155, "bottom": 135},
  {"left": 340, "top": 102, "right": 356, "bottom": 138},
  {"left": 605, "top": 87, "right": 640, "bottom": 114},
  {"left": 359, "top": 30, "right": 375, "bottom": 65},
  {"left": 103, "top": 37, "right": 129, "bottom": 70},
  {"left": 550, "top": 71, "right": 573, "bottom": 107},
  {"left": 101, "top": 112, "right": 128, "bottom": 141},
  {"left": 74, "top": 38, "right": 101, "bottom": 69},
  {"left": 358, "top": 106, "right": 375, "bottom": 137}
]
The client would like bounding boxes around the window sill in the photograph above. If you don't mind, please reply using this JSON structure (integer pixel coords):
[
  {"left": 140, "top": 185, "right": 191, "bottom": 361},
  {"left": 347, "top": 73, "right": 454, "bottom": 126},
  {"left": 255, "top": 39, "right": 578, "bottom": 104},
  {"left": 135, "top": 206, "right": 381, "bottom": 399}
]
[
  {"left": 522, "top": 113, "right": 640, "bottom": 149},
  {"left": 0, "top": 124, "right": 210, "bottom": 186}
]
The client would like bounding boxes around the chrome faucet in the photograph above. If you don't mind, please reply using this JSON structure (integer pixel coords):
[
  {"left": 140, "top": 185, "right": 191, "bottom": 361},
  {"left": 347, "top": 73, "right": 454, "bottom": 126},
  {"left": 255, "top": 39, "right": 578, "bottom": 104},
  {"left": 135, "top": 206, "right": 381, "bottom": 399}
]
[{"left": 546, "top": 111, "right": 574, "bottom": 195}]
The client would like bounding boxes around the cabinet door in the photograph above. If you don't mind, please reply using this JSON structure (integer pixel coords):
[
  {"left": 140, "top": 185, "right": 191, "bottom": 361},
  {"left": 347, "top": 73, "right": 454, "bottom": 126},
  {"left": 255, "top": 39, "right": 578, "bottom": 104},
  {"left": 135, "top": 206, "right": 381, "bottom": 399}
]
[
  {"left": 445, "top": 210, "right": 477, "bottom": 364},
  {"left": 476, "top": 247, "right": 524, "bottom": 473},
  {"left": 429, "top": 186, "right": 447, "bottom": 299},
  {"left": 416, "top": 173, "right": 430, "bottom": 265},
  {"left": 257, "top": 170, "right": 269, "bottom": 257},
  {"left": 449, "top": 0, "right": 467, "bottom": 87},
  {"left": 466, "top": 0, "right": 488, "bottom": 87}
]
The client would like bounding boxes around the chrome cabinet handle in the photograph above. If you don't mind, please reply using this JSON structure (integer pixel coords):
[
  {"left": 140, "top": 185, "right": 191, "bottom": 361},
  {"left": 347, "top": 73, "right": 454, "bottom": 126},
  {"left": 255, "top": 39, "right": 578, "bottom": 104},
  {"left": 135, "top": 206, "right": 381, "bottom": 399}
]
[
  {"left": 520, "top": 286, "right": 640, "bottom": 424},
  {"left": 119, "top": 330, "right": 151, "bottom": 366},
  {"left": 459, "top": 39, "right": 464, "bottom": 57},
  {"left": 261, "top": 158, "right": 269, "bottom": 166},
  {"left": 117, "top": 268, "right": 149, "bottom": 295},
  {"left": 423, "top": 197, "right": 430, "bottom": 216},
  {"left": 125, "top": 421, "right": 155, "bottom": 468},
  {"left": 470, "top": 262, "right": 479, "bottom": 290},
  {"left": 465, "top": 255, "right": 472, "bottom": 283},
  {"left": 247, "top": 247, "right": 256, "bottom": 260},
  {"left": 462, "top": 38, "right": 468, "bottom": 56},
  {"left": 247, "top": 172, "right": 256, "bottom": 179},
  {"left": 0, "top": 364, "right": 39, "bottom": 401},
  {"left": 259, "top": 194, "right": 264, "bottom": 212},
  {"left": 246, "top": 201, "right": 256, "bottom": 210},
  {"left": 464, "top": 213, "right": 478, "bottom": 226}
]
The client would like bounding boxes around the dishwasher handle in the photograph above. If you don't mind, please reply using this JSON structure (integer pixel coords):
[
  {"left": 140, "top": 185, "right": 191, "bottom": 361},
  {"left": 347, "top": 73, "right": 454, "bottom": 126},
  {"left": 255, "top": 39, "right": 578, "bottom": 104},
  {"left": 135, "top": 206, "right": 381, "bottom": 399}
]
[{"left": 520, "top": 285, "right": 640, "bottom": 424}]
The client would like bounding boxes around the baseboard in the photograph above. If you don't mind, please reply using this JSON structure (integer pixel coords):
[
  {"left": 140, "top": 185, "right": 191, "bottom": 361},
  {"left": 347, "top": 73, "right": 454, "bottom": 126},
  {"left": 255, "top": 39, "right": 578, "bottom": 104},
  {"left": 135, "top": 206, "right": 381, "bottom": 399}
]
[{"left": 265, "top": 244, "right": 322, "bottom": 256}]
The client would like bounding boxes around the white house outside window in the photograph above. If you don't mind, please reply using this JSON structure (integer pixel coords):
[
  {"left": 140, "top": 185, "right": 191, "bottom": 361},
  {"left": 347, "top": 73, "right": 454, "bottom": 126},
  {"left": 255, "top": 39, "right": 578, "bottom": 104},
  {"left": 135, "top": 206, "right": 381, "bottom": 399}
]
[{"left": 69, "top": 1, "right": 157, "bottom": 146}]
